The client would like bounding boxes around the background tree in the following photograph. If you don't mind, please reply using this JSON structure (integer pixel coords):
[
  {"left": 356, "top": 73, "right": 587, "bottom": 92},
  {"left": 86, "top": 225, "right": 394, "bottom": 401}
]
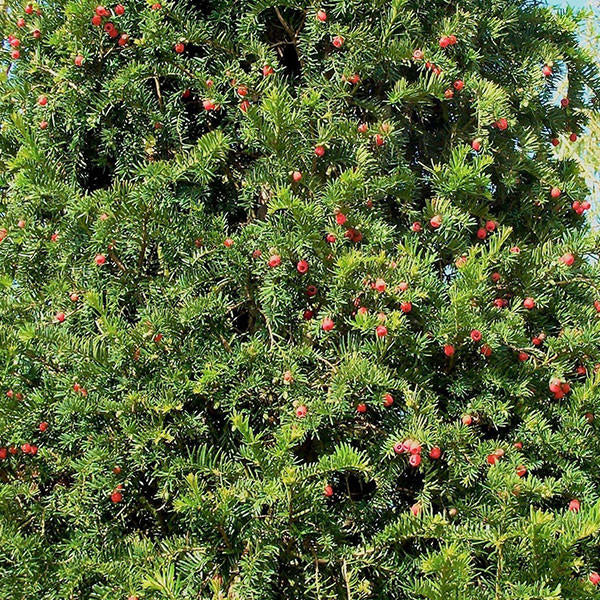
[
  {"left": 1, "top": 1, "right": 600, "bottom": 599},
  {"left": 554, "top": 0, "right": 600, "bottom": 215}
]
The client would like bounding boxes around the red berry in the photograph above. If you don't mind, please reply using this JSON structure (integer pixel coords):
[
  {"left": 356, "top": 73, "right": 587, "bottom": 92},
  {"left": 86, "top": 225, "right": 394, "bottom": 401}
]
[
  {"left": 303, "top": 309, "right": 314, "bottom": 320},
  {"left": 0, "top": 448, "right": 6, "bottom": 460},
  {"left": 262, "top": 64, "right": 274, "bottom": 77},
  {"left": 92, "top": 15, "right": 102, "bottom": 26},
  {"left": 202, "top": 99, "right": 216, "bottom": 111},
  {"left": 477, "top": 228, "right": 487, "bottom": 240},
  {"left": 74, "top": 54, "right": 84, "bottom": 66},
  {"left": 374, "top": 133, "right": 384, "bottom": 146},
  {"left": 516, "top": 465, "right": 527, "bottom": 477},
  {"left": 470, "top": 329, "right": 482, "bottom": 342},
  {"left": 174, "top": 42, "right": 185, "bottom": 54},
  {"left": 37, "top": 95, "right": 48, "bottom": 106},
  {"left": 393, "top": 441, "right": 405, "bottom": 454},
  {"left": 25, "top": 4, "right": 34, "bottom": 14},
  {"left": 561, "top": 97, "right": 570, "bottom": 107},
  {"left": 523, "top": 297, "right": 535, "bottom": 310},
  {"left": 496, "top": 118, "right": 508, "bottom": 130},
  {"left": 376, "top": 325, "right": 388, "bottom": 338},
  {"left": 453, "top": 80, "right": 464, "bottom": 91},
  {"left": 306, "top": 285, "right": 317, "bottom": 297},
  {"left": 439, "top": 36, "right": 450, "bottom": 48},
  {"left": 487, "top": 454, "right": 498, "bottom": 465},
  {"left": 332, "top": 35, "right": 344, "bottom": 48},
  {"left": 551, "top": 137, "right": 560, "bottom": 146},
  {"left": 295, "top": 405, "right": 307, "bottom": 418},
  {"left": 374, "top": 278, "right": 386, "bottom": 293},
  {"left": 382, "top": 393, "right": 394, "bottom": 407},
  {"left": 409, "top": 454, "right": 421, "bottom": 467},
  {"left": 39, "top": 421, "right": 48, "bottom": 432},
  {"left": 444, "top": 89, "right": 454, "bottom": 99},
  {"left": 240, "top": 100, "right": 250, "bottom": 112},
  {"left": 358, "top": 123, "right": 368, "bottom": 134},
  {"left": 323, "top": 484, "right": 333, "bottom": 497},
  {"left": 412, "top": 49, "right": 424, "bottom": 60},
  {"left": 118, "top": 33, "right": 129, "bottom": 46},
  {"left": 21, "top": 443, "right": 31, "bottom": 454},
  {"left": 471, "top": 139, "right": 481, "bottom": 151},
  {"left": 356, "top": 403, "right": 367, "bottom": 413},
  {"left": 115, "top": 4, "right": 125, "bottom": 15},
  {"left": 335, "top": 212, "right": 346, "bottom": 225},
  {"left": 569, "top": 498, "right": 581, "bottom": 513},
  {"left": 518, "top": 351, "right": 529, "bottom": 362},
  {"left": 223, "top": 237, "right": 233, "bottom": 248},
  {"left": 550, "top": 187, "right": 561, "bottom": 199},
  {"left": 549, "top": 378, "right": 562, "bottom": 394},
  {"left": 39, "top": 120, "right": 48, "bottom": 130},
  {"left": 444, "top": 344, "right": 455, "bottom": 357},
  {"left": 485, "top": 220, "right": 496, "bottom": 232},
  {"left": 542, "top": 65, "right": 552, "bottom": 77},
  {"left": 410, "top": 502, "right": 422, "bottom": 516},
  {"left": 559, "top": 252, "right": 575, "bottom": 266},
  {"left": 322, "top": 317, "right": 335, "bottom": 332},
  {"left": 569, "top": 133, "right": 578, "bottom": 142},
  {"left": 55, "top": 311, "right": 66, "bottom": 323},
  {"left": 292, "top": 170, "right": 302, "bottom": 182},
  {"left": 296, "top": 260, "right": 309, "bottom": 274},
  {"left": 430, "top": 215, "right": 442, "bottom": 228},
  {"left": 429, "top": 447, "right": 441, "bottom": 459},
  {"left": 95, "top": 253, "right": 106, "bottom": 265},
  {"left": 110, "top": 491, "right": 123, "bottom": 503},
  {"left": 315, "top": 144, "right": 325, "bottom": 157},
  {"left": 400, "top": 301, "right": 412, "bottom": 313},
  {"left": 590, "top": 572, "right": 600, "bottom": 586},
  {"left": 481, "top": 344, "right": 492, "bottom": 357},
  {"left": 268, "top": 254, "right": 281, "bottom": 268}
]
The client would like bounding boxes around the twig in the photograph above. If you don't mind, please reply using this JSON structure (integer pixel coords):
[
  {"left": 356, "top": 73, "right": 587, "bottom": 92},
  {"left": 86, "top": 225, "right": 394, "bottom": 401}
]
[
  {"left": 34, "top": 64, "right": 79, "bottom": 91},
  {"left": 108, "top": 248, "right": 128, "bottom": 273},
  {"left": 341, "top": 559, "right": 352, "bottom": 600},
  {"left": 153, "top": 75, "right": 164, "bottom": 111}
]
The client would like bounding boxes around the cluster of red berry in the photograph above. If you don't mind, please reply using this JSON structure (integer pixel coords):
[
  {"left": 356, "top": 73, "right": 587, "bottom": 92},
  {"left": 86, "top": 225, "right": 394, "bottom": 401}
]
[{"left": 91, "top": 5, "right": 129, "bottom": 47}]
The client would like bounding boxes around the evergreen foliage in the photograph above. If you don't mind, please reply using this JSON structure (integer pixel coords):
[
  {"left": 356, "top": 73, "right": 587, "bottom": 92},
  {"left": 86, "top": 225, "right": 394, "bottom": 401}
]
[{"left": 0, "top": 1, "right": 600, "bottom": 598}]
